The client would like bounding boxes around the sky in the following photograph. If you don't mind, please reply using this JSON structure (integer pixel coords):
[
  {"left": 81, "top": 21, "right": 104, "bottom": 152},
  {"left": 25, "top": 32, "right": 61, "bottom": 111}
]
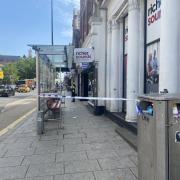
[{"left": 0, "top": 0, "right": 80, "bottom": 56}]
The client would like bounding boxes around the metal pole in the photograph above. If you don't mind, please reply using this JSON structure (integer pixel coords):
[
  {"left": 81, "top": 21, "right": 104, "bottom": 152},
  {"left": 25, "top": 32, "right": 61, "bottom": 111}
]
[
  {"left": 36, "top": 51, "right": 40, "bottom": 111},
  {"left": 51, "top": 0, "right": 54, "bottom": 45}
]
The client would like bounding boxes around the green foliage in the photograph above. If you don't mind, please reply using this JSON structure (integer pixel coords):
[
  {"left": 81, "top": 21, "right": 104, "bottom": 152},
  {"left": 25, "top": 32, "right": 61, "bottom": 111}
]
[
  {"left": 2, "top": 63, "right": 19, "bottom": 84},
  {"left": 16, "top": 57, "right": 36, "bottom": 80},
  {"left": 2, "top": 57, "right": 36, "bottom": 84}
]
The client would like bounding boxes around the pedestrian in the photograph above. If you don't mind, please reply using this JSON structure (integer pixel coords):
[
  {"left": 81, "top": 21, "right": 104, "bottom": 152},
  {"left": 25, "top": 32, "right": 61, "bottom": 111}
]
[{"left": 71, "top": 81, "right": 76, "bottom": 102}]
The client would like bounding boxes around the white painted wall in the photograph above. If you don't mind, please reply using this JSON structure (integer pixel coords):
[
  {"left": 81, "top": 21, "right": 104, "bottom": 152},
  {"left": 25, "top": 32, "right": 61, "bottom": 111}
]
[
  {"left": 126, "top": 0, "right": 140, "bottom": 122},
  {"left": 118, "top": 21, "right": 124, "bottom": 112},
  {"left": 90, "top": 10, "right": 107, "bottom": 106},
  {"left": 105, "top": 0, "right": 127, "bottom": 112},
  {"left": 159, "top": 0, "right": 180, "bottom": 93},
  {"left": 106, "top": 22, "right": 112, "bottom": 110},
  {"left": 110, "top": 20, "right": 120, "bottom": 112},
  {"left": 138, "top": 0, "right": 145, "bottom": 95}
]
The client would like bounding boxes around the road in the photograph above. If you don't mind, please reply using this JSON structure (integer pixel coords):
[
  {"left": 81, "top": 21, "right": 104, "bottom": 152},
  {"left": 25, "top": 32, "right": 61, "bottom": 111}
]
[{"left": 0, "top": 91, "right": 36, "bottom": 131}]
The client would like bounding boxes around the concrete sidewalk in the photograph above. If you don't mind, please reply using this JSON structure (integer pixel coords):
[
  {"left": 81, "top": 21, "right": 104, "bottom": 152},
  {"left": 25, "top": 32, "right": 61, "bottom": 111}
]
[{"left": 0, "top": 100, "right": 138, "bottom": 180}]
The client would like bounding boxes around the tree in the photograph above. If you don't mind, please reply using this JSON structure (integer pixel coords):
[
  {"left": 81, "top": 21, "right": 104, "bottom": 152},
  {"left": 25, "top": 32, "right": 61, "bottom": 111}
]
[
  {"left": 16, "top": 57, "right": 36, "bottom": 80},
  {"left": 2, "top": 63, "right": 19, "bottom": 84},
  {"left": 2, "top": 57, "right": 36, "bottom": 84}
]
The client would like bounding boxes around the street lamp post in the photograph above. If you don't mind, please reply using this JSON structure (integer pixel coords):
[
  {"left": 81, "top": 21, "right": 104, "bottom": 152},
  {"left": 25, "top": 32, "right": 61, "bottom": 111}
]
[{"left": 51, "top": 0, "right": 54, "bottom": 45}]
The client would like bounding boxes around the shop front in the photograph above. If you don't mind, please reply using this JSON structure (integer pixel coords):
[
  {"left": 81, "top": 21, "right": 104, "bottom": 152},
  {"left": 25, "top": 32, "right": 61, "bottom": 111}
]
[{"left": 145, "top": 0, "right": 161, "bottom": 94}]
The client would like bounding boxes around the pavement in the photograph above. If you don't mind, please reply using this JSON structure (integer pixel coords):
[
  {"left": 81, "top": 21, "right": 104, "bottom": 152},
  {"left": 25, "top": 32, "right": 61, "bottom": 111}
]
[{"left": 0, "top": 99, "right": 138, "bottom": 180}]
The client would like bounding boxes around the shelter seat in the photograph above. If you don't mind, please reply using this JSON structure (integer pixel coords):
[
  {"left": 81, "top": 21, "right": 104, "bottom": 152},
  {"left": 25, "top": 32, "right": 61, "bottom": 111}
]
[{"left": 47, "top": 98, "right": 61, "bottom": 113}]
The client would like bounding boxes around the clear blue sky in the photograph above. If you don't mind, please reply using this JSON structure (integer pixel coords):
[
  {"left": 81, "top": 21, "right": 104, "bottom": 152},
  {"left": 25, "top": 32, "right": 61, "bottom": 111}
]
[{"left": 0, "top": 0, "right": 79, "bottom": 56}]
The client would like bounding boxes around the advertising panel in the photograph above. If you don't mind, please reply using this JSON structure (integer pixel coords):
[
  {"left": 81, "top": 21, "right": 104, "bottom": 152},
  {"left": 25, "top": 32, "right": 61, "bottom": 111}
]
[
  {"left": 74, "top": 48, "right": 94, "bottom": 63},
  {"left": 146, "top": 0, "right": 161, "bottom": 43},
  {"left": 146, "top": 41, "right": 160, "bottom": 93},
  {"left": 145, "top": 0, "right": 161, "bottom": 93}
]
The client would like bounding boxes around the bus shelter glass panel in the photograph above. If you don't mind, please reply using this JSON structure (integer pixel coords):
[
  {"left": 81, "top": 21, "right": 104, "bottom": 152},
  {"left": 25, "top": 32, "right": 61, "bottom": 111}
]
[
  {"left": 33, "top": 45, "right": 74, "bottom": 112},
  {"left": 38, "top": 54, "right": 56, "bottom": 112}
]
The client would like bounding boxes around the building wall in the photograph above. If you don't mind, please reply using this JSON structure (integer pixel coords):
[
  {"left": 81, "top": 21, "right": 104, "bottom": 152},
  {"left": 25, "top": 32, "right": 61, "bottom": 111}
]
[
  {"left": 107, "top": 0, "right": 127, "bottom": 20},
  {"left": 79, "top": 0, "right": 180, "bottom": 120}
]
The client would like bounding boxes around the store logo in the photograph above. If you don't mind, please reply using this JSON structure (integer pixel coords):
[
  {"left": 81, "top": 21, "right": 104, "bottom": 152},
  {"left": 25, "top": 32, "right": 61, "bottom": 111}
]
[
  {"left": 75, "top": 52, "right": 91, "bottom": 59},
  {"left": 147, "top": 0, "right": 161, "bottom": 26},
  {"left": 74, "top": 48, "right": 94, "bottom": 63}
]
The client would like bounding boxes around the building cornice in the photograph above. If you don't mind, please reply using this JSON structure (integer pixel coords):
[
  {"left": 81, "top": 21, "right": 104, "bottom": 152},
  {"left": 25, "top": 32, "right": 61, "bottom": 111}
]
[
  {"left": 128, "top": 0, "right": 139, "bottom": 11},
  {"left": 89, "top": 16, "right": 102, "bottom": 24},
  {"left": 113, "top": 1, "right": 128, "bottom": 21},
  {"left": 111, "top": 19, "right": 119, "bottom": 30},
  {"left": 101, "top": 0, "right": 111, "bottom": 8}
]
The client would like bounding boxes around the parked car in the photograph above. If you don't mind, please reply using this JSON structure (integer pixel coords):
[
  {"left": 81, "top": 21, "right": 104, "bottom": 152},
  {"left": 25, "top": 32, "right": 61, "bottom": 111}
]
[
  {"left": 9, "top": 84, "right": 16, "bottom": 90},
  {"left": 17, "top": 84, "right": 30, "bottom": 93},
  {"left": 0, "top": 85, "right": 15, "bottom": 97}
]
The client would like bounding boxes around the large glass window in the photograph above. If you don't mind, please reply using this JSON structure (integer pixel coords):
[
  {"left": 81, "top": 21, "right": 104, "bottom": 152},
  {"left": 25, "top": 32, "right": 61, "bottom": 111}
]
[{"left": 145, "top": 0, "right": 161, "bottom": 93}]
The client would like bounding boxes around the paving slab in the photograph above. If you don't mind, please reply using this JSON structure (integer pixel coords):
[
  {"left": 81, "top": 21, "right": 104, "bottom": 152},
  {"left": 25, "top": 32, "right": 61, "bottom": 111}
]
[
  {"left": 26, "top": 162, "right": 64, "bottom": 177},
  {"left": 4, "top": 147, "right": 36, "bottom": 157},
  {"left": 54, "top": 172, "right": 95, "bottom": 180},
  {"left": 56, "top": 151, "right": 88, "bottom": 162},
  {"left": 0, "top": 156, "right": 24, "bottom": 167},
  {"left": 34, "top": 145, "right": 63, "bottom": 154},
  {"left": 65, "top": 159, "right": 101, "bottom": 173},
  {"left": 22, "top": 154, "right": 55, "bottom": 165},
  {"left": 94, "top": 169, "right": 137, "bottom": 180},
  {"left": 87, "top": 149, "right": 120, "bottom": 160},
  {"left": 64, "top": 143, "right": 91, "bottom": 152},
  {"left": 63, "top": 132, "right": 86, "bottom": 139},
  {"left": 3, "top": 142, "right": 32, "bottom": 150},
  {"left": 0, "top": 165, "right": 28, "bottom": 180},
  {"left": 39, "top": 135, "right": 63, "bottom": 141},
  {"left": 0, "top": 148, "right": 7, "bottom": 158},
  {"left": 57, "top": 137, "right": 82, "bottom": 145},
  {"left": 31, "top": 139, "right": 58, "bottom": 147},
  {"left": 15, "top": 176, "right": 54, "bottom": 180},
  {"left": 97, "top": 157, "right": 135, "bottom": 170}
]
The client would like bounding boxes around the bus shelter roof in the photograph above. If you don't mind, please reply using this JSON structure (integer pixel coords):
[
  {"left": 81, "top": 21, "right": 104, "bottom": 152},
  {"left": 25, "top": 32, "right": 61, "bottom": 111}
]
[{"left": 30, "top": 45, "right": 74, "bottom": 72}]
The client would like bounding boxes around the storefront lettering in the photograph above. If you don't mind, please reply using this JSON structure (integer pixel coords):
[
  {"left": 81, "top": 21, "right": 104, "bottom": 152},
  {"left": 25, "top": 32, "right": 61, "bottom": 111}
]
[
  {"left": 76, "top": 52, "right": 91, "bottom": 59},
  {"left": 147, "top": 0, "right": 161, "bottom": 26}
]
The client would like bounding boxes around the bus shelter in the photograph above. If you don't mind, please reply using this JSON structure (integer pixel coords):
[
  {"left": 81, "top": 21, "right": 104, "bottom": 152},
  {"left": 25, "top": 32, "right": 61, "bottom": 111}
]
[{"left": 31, "top": 45, "right": 74, "bottom": 134}]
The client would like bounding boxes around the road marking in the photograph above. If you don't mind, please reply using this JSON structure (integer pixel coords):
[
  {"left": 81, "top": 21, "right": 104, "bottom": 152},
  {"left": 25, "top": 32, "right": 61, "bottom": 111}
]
[
  {"left": 0, "top": 108, "right": 36, "bottom": 137},
  {"left": 5, "top": 98, "right": 36, "bottom": 107}
]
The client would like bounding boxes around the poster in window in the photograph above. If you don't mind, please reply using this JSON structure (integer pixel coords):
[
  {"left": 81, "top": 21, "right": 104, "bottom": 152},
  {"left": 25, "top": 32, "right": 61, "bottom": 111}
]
[
  {"left": 146, "top": 0, "right": 161, "bottom": 43},
  {"left": 146, "top": 41, "right": 160, "bottom": 93}
]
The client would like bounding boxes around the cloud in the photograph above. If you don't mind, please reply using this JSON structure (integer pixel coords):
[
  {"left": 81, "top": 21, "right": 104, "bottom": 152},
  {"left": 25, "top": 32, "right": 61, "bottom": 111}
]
[
  {"left": 54, "top": 6, "right": 72, "bottom": 26},
  {"left": 53, "top": 0, "right": 80, "bottom": 44},
  {"left": 56, "top": 0, "right": 80, "bottom": 8},
  {"left": 60, "top": 29, "right": 73, "bottom": 38},
  {"left": 54, "top": 0, "right": 80, "bottom": 24}
]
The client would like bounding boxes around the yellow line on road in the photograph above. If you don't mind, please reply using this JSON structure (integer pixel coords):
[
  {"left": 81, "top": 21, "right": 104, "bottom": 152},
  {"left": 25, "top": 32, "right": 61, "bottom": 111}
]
[{"left": 0, "top": 108, "right": 36, "bottom": 137}]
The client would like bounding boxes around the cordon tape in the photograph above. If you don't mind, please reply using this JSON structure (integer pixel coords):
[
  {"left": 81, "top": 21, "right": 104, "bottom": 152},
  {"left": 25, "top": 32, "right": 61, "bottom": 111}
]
[{"left": 39, "top": 93, "right": 139, "bottom": 102}]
